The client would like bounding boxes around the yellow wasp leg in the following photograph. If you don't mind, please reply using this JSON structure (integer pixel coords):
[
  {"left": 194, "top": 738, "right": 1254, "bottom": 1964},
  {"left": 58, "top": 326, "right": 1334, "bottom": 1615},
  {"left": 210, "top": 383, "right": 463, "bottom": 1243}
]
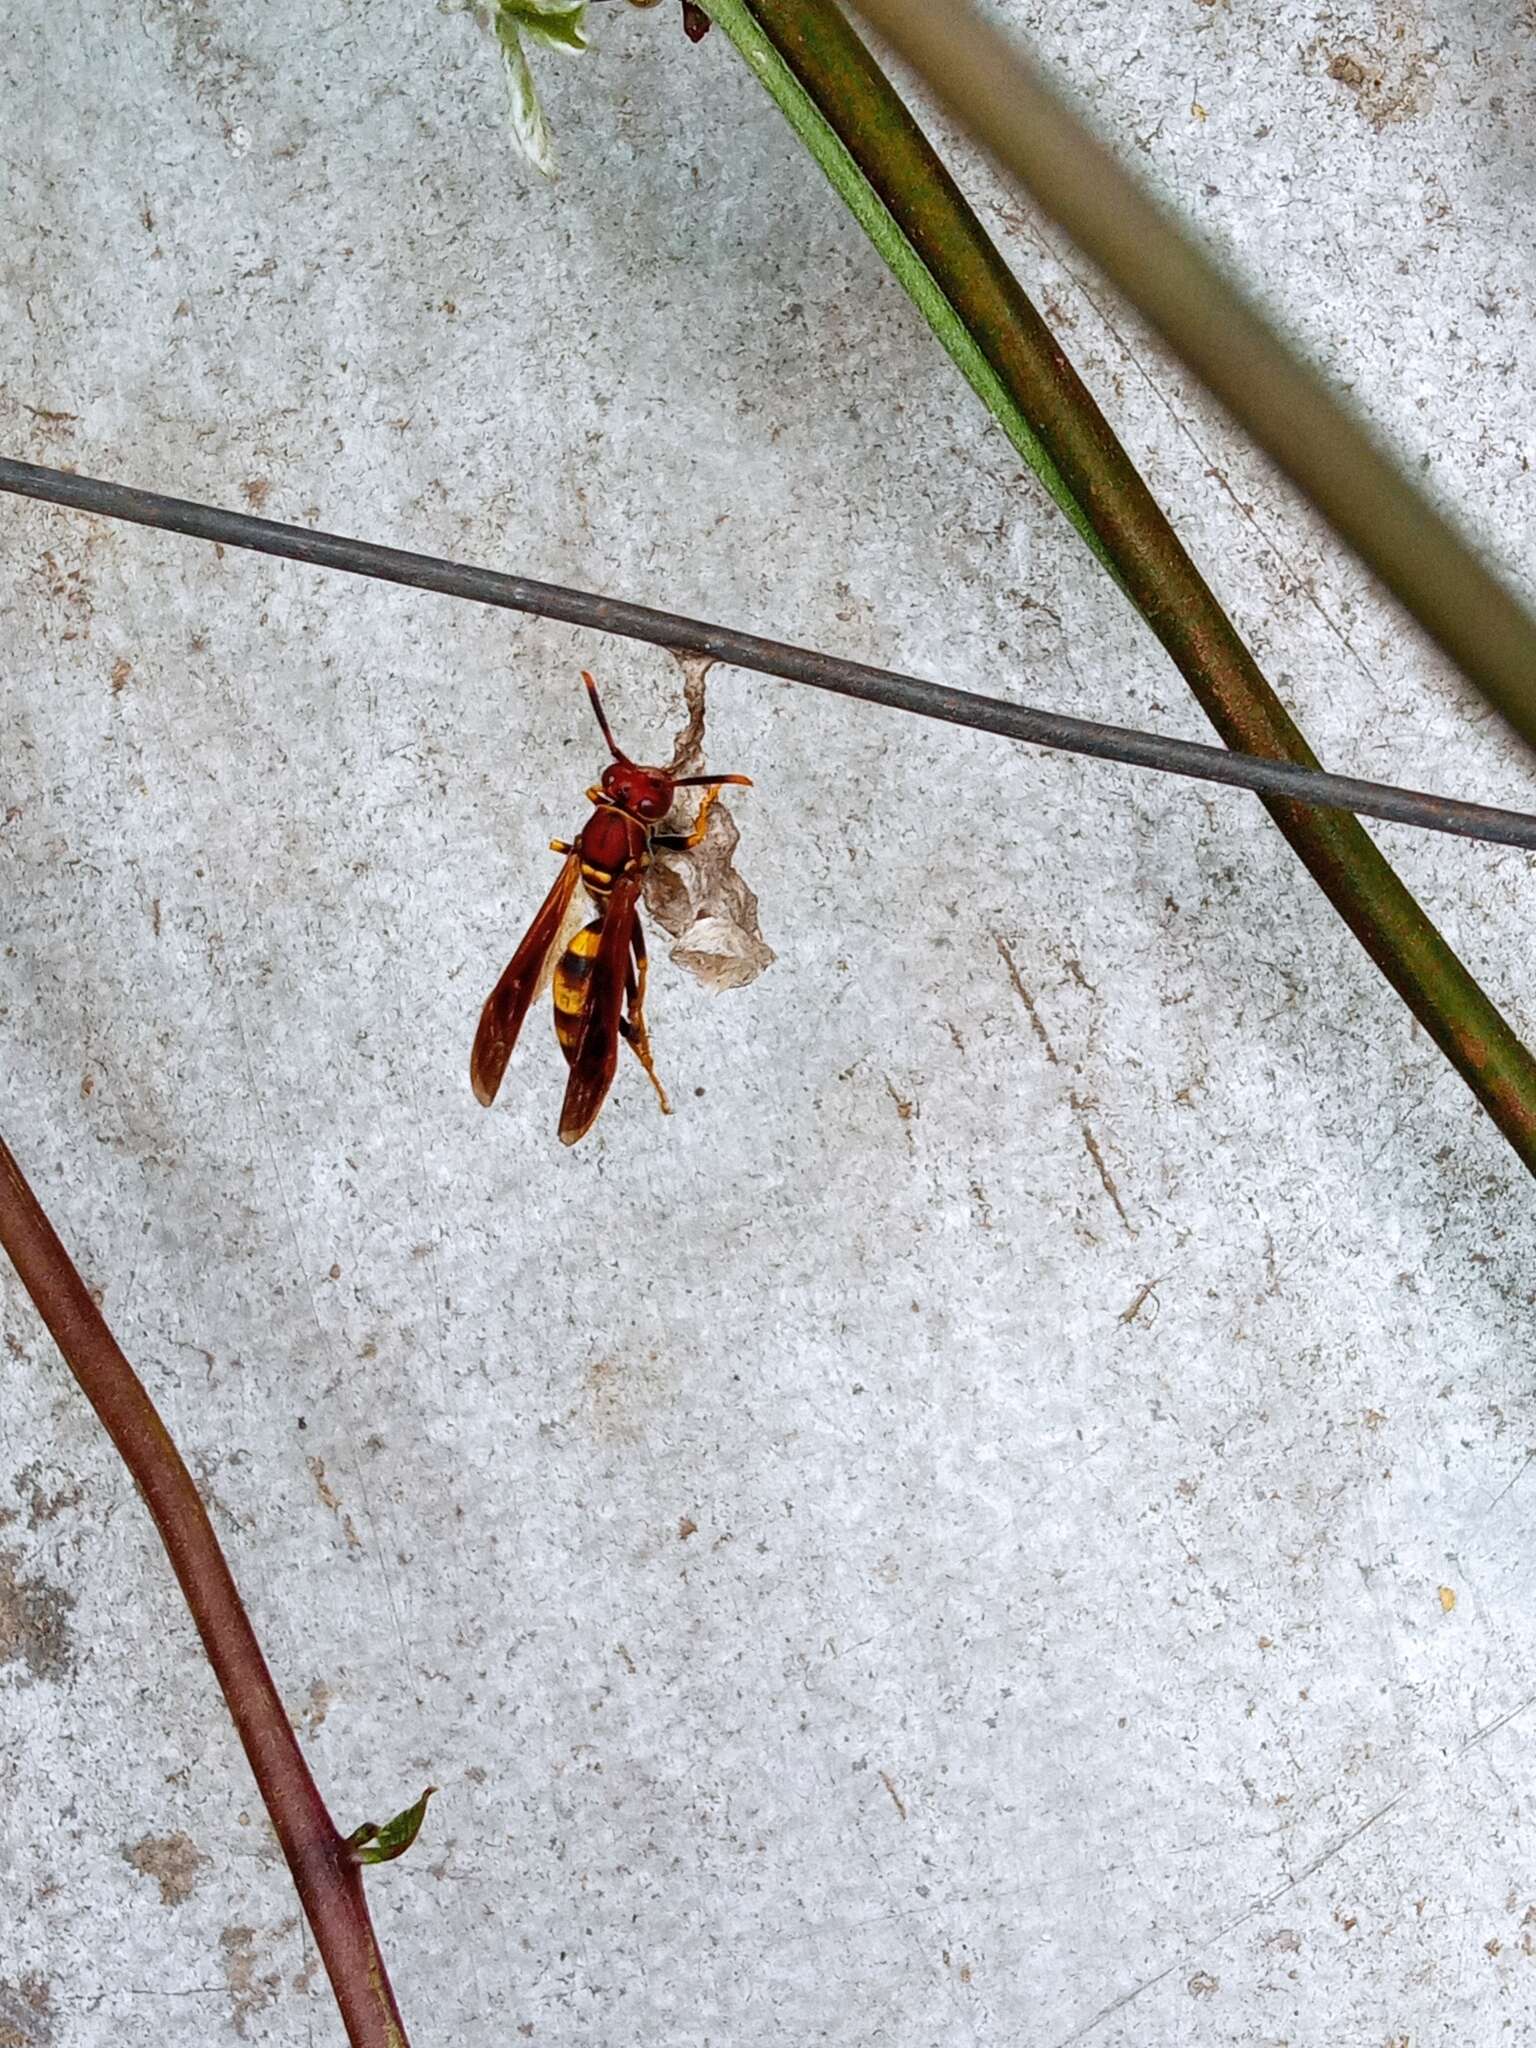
[
  {"left": 653, "top": 782, "right": 730, "bottom": 854},
  {"left": 622, "top": 919, "right": 672, "bottom": 1116}
]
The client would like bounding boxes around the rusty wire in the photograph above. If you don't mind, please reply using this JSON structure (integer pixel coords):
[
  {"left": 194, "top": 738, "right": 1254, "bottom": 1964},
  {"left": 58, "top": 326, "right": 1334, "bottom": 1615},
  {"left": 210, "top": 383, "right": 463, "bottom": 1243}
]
[{"left": 3, "top": 454, "right": 1536, "bottom": 853}]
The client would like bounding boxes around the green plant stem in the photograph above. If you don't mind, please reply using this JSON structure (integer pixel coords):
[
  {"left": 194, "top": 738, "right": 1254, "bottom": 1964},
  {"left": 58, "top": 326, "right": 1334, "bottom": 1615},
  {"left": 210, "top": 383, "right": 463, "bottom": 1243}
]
[
  {"left": 705, "top": 0, "right": 1536, "bottom": 1175},
  {"left": 0, "top": 1131, "right": 412, "bottom": 2048}
]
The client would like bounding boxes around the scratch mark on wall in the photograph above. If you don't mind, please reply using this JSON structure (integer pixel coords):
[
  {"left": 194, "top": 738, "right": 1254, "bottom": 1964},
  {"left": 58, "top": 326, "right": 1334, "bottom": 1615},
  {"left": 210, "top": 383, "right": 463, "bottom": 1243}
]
[{"left": 994, "top": 935, "right": 1060, "bottom": 1065}]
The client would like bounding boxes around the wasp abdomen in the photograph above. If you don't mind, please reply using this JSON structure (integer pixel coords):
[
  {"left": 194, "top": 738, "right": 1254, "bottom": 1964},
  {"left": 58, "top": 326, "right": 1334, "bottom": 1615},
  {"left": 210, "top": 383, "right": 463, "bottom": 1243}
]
[{"left": 553, "top": 920, "right": 605, "bottom": 1062}]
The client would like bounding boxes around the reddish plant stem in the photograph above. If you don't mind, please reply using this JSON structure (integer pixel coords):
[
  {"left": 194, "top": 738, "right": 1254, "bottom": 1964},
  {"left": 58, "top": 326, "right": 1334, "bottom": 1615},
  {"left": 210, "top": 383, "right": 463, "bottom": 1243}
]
[{"left": 0, "top": 1131, "right": 412, "bottom": 2048}]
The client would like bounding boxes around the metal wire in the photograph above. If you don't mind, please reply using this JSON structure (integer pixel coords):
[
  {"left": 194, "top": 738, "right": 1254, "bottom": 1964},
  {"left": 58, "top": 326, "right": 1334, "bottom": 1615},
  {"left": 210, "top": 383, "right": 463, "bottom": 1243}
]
[{"left": 4, "top": 453, "right": 1536, "bottom": 854}]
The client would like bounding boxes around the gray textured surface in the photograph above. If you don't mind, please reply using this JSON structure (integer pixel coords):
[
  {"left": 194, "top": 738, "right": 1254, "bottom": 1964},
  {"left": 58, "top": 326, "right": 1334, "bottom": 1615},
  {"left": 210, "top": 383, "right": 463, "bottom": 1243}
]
[{"left": 3, "top": 3, "right": 1536, "bottom": 2043}]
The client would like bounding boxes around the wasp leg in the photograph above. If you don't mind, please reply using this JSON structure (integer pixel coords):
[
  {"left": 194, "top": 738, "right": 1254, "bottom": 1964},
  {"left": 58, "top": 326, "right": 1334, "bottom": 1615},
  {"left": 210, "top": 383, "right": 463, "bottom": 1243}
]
[
  {"left": 654, "top": 781, "right": 727, "bottom": 853},
  {"left": 549, "top": 838, "right": 574, "bottom": 855},
  {"left": 619, "top": 920, "right": 671, "bottom": 1116}
]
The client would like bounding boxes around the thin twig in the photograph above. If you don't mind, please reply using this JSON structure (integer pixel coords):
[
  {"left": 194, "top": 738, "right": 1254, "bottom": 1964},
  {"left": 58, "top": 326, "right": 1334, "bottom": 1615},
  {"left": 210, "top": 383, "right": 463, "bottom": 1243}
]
[
  {"left": 846, "top": 0, "right": 1536, "bottom": 755},
  {"left": 2, "top": 456, "right": 1534, "bottom": 853},
  {"left": 0, "top": 1131, "right": 412, "bottom": 2048}
]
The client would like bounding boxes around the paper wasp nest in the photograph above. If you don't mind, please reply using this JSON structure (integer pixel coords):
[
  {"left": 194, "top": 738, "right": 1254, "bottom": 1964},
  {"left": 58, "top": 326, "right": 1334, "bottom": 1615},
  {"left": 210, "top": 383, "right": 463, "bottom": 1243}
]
[{"left": 643, "top": 656, "right": 776, "bottom": 993}]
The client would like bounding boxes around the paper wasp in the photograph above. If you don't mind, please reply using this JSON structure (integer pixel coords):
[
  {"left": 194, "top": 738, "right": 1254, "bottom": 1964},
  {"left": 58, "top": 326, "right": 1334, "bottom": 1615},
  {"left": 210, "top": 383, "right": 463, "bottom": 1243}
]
[{"left": 471, "top": 672, "right": 752, "bottom": 1145}]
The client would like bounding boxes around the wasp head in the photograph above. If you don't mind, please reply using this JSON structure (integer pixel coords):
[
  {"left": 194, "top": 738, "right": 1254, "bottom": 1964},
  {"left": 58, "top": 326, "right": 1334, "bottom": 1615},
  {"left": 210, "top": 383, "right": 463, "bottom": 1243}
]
[
  {"left": 583, "top": 670, "right": 751, "bottom": 824},
  {"left": 600, "top": 759, "right": 676, "bottom": 822}
]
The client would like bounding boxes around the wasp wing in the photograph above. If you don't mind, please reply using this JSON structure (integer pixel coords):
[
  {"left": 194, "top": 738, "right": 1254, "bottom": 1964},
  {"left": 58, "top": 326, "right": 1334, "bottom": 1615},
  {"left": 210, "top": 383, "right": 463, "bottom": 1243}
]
[
  {"left": 557, "top": 873, "right": 643, "bottom": 1146},
  {"left": 536, "top": 879, "right": 594, "bottom": 1013},
  {"left": 471, "top": 851, "right": 582, "bottom": 1108}
]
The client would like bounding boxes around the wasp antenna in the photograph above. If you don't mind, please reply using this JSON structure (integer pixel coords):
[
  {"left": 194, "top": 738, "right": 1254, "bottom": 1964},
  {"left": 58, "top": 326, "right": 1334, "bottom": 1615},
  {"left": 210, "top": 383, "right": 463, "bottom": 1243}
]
[
  {"left": 582, "top": 671, "right": 630, "bottom": 762},
  {"left": 673, "top": 772, "right": 754, "bottom": 789}
]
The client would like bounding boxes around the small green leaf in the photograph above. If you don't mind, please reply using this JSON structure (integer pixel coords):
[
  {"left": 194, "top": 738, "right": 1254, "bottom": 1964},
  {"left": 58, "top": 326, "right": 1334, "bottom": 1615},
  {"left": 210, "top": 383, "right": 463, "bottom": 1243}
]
[
  {"left": 514, "top": 3, "right": 589, "bottom": 53},
  {"left": 346, "top": 1785, "right": 436, "bottom": 1866},
  {"left": 493, "top": 0, "right": 589, "bottom": 176},
  {"left": 495, "top": 13, "right": 555, "bottom": 178}
]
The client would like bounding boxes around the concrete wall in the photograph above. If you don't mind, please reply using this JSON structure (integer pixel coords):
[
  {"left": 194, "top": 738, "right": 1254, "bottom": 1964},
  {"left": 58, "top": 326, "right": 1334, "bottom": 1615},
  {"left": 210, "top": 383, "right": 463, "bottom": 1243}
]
[{"left": 3, "top": 3, "right": 1535, "bottom": 2042}]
